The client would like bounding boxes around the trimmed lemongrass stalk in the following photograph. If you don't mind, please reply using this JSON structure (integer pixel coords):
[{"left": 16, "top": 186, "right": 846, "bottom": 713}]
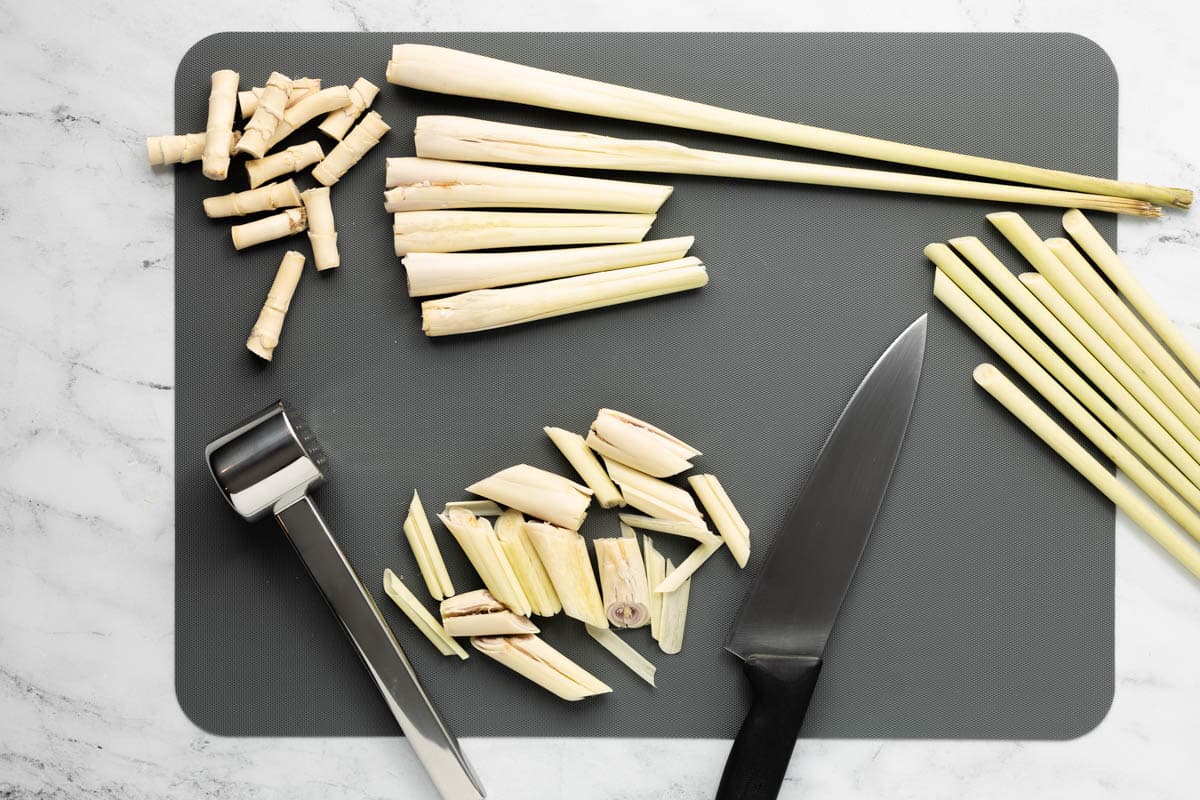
[
  {"left": 466, "top": 464, "right": 592, "bottom": 530},
  {"left": 655, "top": 533, "right": 723, "bottom": 594},
  {"left": 524, "top": 521, "right": 608, "bottom": 628},
  {"left": 201, "top": 69, "right": 239, "bottom": 180},
  {"left": 438, "top": 507, "right": 532, "bottom": 617},
  {"left": 312, "top": 111, "right": 391, "bottom": 186},
  {"left": 394, "top": 210, "right": 656, "bottom": 256},
  {"left": 1064, "top": 210, "right": 1200, "bottom": 382},
  {"left": 421, "top": 258, "right": 706, "bottom": 337},
  {"left": 928, "top": 243, "right": 1200, "bottom": 512},
  {"left": 264, "top": 86, "right": 352, "bottom": 151},
  {"left": 239, "top": 77, "right": 321, "bottom": 118},
  {"left": 246, "top": 141, "right": 325, "bottom": 189},
  {"left": 236, "top": 71, "right": 292, "bottom": 159},
  {"left": 935, "top": 271, "right": 1200, "bottom": 541},
  {"left": 382, "top": 569, "right": 469, "bottom": 659},
  {"left": 444, "top": 500, "right": 503, "bottom": 517},
  {"left": 231, "top": 207, "right": 306, "bottom": 251},
  {"left": 604, "top": 458, "right": 706, "bottom": 526},
  {"left": 300, "top": 187, "right": 339, "bottom": 270},
  {"left": 657, "top": 558, "right": 691, "bottom": 655},
  {"left": 319, "top": 77, "right": 380, "bottom": 141},
  {"left": 403, "top": 237, "right": 694, "bottom": 297},
  {"left": 585, "top": 625, "right": 656, "bottom": 687},
  {"left": 246, "top": 250, "right": 304, "bottom": 362},
  {"left": 414, "top": 116, "right": 1162, "bottom": 218},
  {"left": 494, "top": 509, "right": 561, "bottom": 617},
  {"left": 643, "top": 536, "right": 666, "bottom": 641},
  {"left": 688, "top": 474, "right": 750, "bottom": 568},
  {"left": 544, "top": 426, "right": 624, "bottom": 508},
  {"left": 403, "top": 490, "right": 455, "bottom": 601},
  {"left": 146, "top": 131, "right": 240, "bottom": 165},
  {"left": 203, "top": 179, "right": 301, "bottom": 218},
  {"left": 617, "top": 513, "right": 712, "bottom": 542},
  {"left": 973, "top": 365, "right": 1200, "bottom": 581},
  {"left": 989, "top": 212, "right": 1200, "bottom": 436},
  {"left": 594, "top": 537, "right": 650, "bottom": 628},
  {"left": 472, "top": 634, "right": 611, "bottom": 701},
  {"left": 383, "top": 157, "right": 672, "bottom": 213},
  {"left": 586, "top": 408, "right": 700, "bottom": 478},
  {"left": 440, "top": 589, "right": 539, "bottom": 637}
]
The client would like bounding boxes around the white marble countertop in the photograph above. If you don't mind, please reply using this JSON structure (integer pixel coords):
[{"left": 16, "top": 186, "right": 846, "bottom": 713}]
[{"left": 3, "top": 1, "right": 1200, "bottom": 798}]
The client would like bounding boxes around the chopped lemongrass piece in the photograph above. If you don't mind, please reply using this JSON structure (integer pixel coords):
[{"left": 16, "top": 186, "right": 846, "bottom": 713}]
[
  {"left": 245, "top": 140, "right": 325, "bottom": 189},
  {"left": 312, "top": 110, "right": 391, "bottom": 187},
  {"left": 394, "top": 210, "right": 656, "bottom": 255},
  {"left": 384, "top": 157, "right": 672, "bottom": 212},
  {"left": 440, "top": 588, "right": 540, "bottom": 637},
  {"left": 203, "top": 179, "right": 302, "bottom": 218},
  {"left": 239, "top": 77, "right": 321, "bottom": 118},
  {"left": 264, "top": 85, "right": 352, "bottom": 150},
  {"left": 687, "top": 474, "right": 750, "bottom": 568},
  {"left": 657, "top": 559, "right": 691, "bottom": 655},
  {"left": 643, "top": 536, "right": 666, "bottom": 641},
  {"left": 382, "top": 569, "right": 468, "bottom": 659},
  {"left": 403, "top": 237, "right": 694, "bottom": 296},
  {"left": 466, "top": 464, "right": 592, "bottom": 530},
  {"left": 604, "top": 458, "right": 705, "bottom": 526},
  {"left": 619, "top": 521, "right": 638, "bottom": 540},
  {"left": 403, "top": 490, "right": 455, "bottom": 600},
  {"left": 594, "top": 537, "right": 651, "bottom": 628},
  {"left": 443, "top": 499, "right": 504, "bottom": 517},
  {"left": 617, "top": 513, "right": 713, "bottom": 542},
  {"left": 586, "top": 624, "right": 656, "bottom": 687},
  {"left": 438, "top": 507, "right": 531, "bottom": 616},
  {"left": 230, "top": 207, "right": 306, "bottom": 251},
  {"left": 524, "top": 522, "right": 608, "bottom": 628},
  {"left": 586, "top": 408, "right": 701, "bottom": 478},
  {"left": 318, "top": 77, "right": 380, "bottom": 141},
  {"left": 655, "top": 534, "right": 723, "bottom": 594},
  {"left": 472, "top": 634, "right": 611, "bottom": 701},
  {"left": 545, "top": 426, "right": 624, "bottom": 508},
  {"left": 494, "top": 509, "right": 561, "bottom": 617}
]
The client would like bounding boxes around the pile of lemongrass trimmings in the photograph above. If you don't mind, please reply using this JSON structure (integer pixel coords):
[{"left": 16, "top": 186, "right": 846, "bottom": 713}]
[
  {"left": 147, "top": 72, "right": 389, "bottom": 361},
  {"left": 929, "top": 210, "right": 1200, "bottom": 581},
  {"left": 385, "top": 157, "right": 707, "bottom": 336},
  {"left": 380, "top": 408, "right": 751, "bottom": 700}
]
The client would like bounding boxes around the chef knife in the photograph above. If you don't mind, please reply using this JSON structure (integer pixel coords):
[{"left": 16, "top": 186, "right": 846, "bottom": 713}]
[{"left": 716, "top": 314, "right": 927, "bottom": 800}]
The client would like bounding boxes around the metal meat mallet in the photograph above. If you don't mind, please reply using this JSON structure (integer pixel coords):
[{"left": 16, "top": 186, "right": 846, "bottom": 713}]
[{"left": 205, "top": 401, "right": 485, "bottom": 800}]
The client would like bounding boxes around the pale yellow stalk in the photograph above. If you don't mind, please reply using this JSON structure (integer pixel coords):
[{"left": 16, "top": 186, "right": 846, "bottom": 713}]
[
  {"left": 201, "top": 69, "right": 239, "bottom": 180},
  {"left": 443, "top": 500, "right": 503, "bottom": 517},
  {"left": 236, "top": 71, "right": 292, "bottom": 159},
  {"left": 466, "top": 464, "right": 592, "bottom": 530},
  {"left": 654, "top": 533, "right": 724, "bottom": 594},
  {"left": 524, "top": 521, "right": 607, "bottom": 628},
  {"left": 594, "top": 537, "right": 650, "bottom": 628},
  {"left": 643, "top": 536, "right": 666, "bottom": 641},
  {"left": 230, "top": 208, "right": 306, "bottom": 251},
  {"left": 616, "top": 514, "right": 712, "bottom": 542},
  {"left": 246, "top": 141, "right": 325, "bottom": 189},
  {"left": 313, "top": 111, "right": 391, "bottom": 186},
  {"left": 688, "top": 474, "right": 750, "bottom": 568},
  {"left": 585, "top": 408, "right": 700, "bottom": 478},
  {"left": 657, "top": 558, "right": 690, "bottom": 655},
  {"left": 146, "top": 131, "right": 240, "bottom": 165},
  {"left": 544, "top": 426, "right": 624, "bottom": 508},
  {"left": 604, "top": 458, "right": 705, "bottom": 526},
  {"left": 382, "top": 568, "right": 469, "bottom": 659},
  {"left": 585, "top": 625, "right": 656, "bottom": 687},
  {"left": 319, "top": 77, "right": 380, "bottom": 141},
  {"left": 440, "top": 589, "right": 539, "bottom": 636},
  {"left": 300, "top": 187, "right": 339, "bottom": 270},
  {"left": 472, "top": 634, "right": 610, "bottom": 700},
  {"left": 239, "top": 77, "right": 321, "bottom": 118},
  {"left": 493, "top": 509, "right": 561, "bottom": 617},
  {"left": 246, "top": 250, "right": 304, "bottom": 362},
  {"left": 265, "top": 85, "right": 352, "bottom": 150},
  {"left": 403, "top": 490, "right": 455, "bottom": 600},
  {"left": 394, "top": 210, "right": 656, "bottom": 256},
  {"left": 203, "top": 180, "right": 302, "bottom": 218},
  {"left": 438, "top": 507, "right": 531, "bottom": 616}
]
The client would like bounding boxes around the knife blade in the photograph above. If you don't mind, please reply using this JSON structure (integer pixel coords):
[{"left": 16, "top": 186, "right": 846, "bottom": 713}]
[{"left": 717, "top": 314, "right": 927, "bottom": 800}]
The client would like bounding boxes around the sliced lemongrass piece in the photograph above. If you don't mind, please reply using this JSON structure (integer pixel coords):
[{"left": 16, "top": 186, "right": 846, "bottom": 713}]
[
  {"left": 619, "top": 521, "right": 638, "bottom": 540},
  {"left": 422, "top": 258, "right": 706, "bottom": 337},
  {"left": 394, "top": 210, "right": 655, "bottom": 255},
  {"left": 524, "top": 521, "right": 607, "bottom": 628},
  {"left": 146, "top": 130, "right": 240, "bottom": 165},
  {"left": 440, "top": 588, "right": 539, "bottom": 637},
  {"left": 586, "top": 408, "right": 701, "bottom": 478},
  {"left": 594, "top": 537, "right": 650, "bottom": 628},
  {"left": 384, "top": 157, "right": 672, "bottom": 212},
  {"left": 382, "top": 568, "right": 469, "bottom": 659},
  {"left": 239, "top": 77, "right": 321, "bottom": 118},
  {"left": 245, "top": 250, "right": 304, "bottom": 362},
  {"left": 403, "top": 490, "right": 455, "bottom": 600},
  {"left": 657, "top": 558, "right": 691, "bottom": 655},
  {"left": 655, "top": 533, "right": 723, "bottom": 594},
  {"left": 586, "top": 624, "right": 656, "bottom": 687},
  {"left": 687, "top": 474, "right": 750, "bottom": 568},
  {"left": 203, "top": 179, "right": 302, "bottom": 218},
  {"left": 443, "top": 499, "right": 503, "bottom": 517},
  {"left": 437, "top": 507, "right": 531, "bottom": 616},
  {"left": 467, "top": 464, "right": 592, "bottom": 530},
  {"left": 643, "top": 536, "right": 666, "bottom": 641},
  {"left": 235, "top": 71, "right": 293, "bottom": 159},
  {"left": 201, "top": 69, "right": 239, "bottom": 180},
  {"left": 604, "top": 458, "right": 705, "bottom": 526},
  {"left": 246, "top": 141, "right": 325, "bottom": 189},
  {"left": 545, "top": 426, "right": 624, "bottom": 508},
  {"left": 313, "top": 110, "right": 391, "bottom": 186},
  {"left": 472, "top": 634, "right": 611, "bottom": 700},
  {"left": 494, "top": 509, "right": 561, "bottom": 617},
  {"left": 264, "top": 85, "right": 352, "bottom": 151},
  {"left": 617, "top": 513, "right": 712, "bottom": 542},
  {"left": 319, "top": 77, "right": 380, "bottom": 141},
  {"left": 403, "top": 237, "right": 694, "bottom": 297},
  {"left": 230, "top": 207, "right": 306, "bottom": 251}
]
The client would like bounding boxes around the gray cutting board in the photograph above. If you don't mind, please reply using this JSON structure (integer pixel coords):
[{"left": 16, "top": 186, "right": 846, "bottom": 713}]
[{"left": 175, "top": 32, "right": 1116, "bottom": 739}]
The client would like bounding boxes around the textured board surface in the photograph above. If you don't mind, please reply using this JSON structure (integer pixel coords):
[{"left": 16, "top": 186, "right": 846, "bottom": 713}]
[{"left": 175, "top": 32, "right": 1116, "bottom": 739}]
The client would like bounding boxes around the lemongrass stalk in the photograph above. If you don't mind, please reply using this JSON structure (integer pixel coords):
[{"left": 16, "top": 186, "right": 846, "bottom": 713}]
[
  {"left": 604, "top": 458, "right": 706, "bottom": 526},
  {"left": 246, "top": 250, "right": 304, "bottom": 362},
  {"left": 319, "top": 77, "right": 380, "bottom": 141},
  {"left": 688, "top": 474, "right": 750, "bottom": 568},
  {"left": 230, "top": 208, "right": 306, "bottom": 251},
  {"left": 654, "top": 534, "right": 724, "bottom": 594},
  {"left": 585, "top": 624, "right": 656, "bottom": 687},
  {"left": 443, "top": 500, "right": 503, "bottom": 517},
  {"left": 313, "top": 111, "right": 391, "bottom": 186},
  {"left": 466, "top": 464, "right": 592, "bottom": 530},
  {"left": 300, "top": 187, "right": 339, "bottom": 270},
  {"left": 265, "top": 86, "right": 352, "bottom": 150},
  {"left": 438, "top": 507, "right": 531, "bottom": 616},
  {"left": 146, "top": 131, "right": 240, "bottom": 165},
  {"left": 245, "top": 141, "right": 325, "bottom": 189},
  {"left": 594, "top": 537, "right": 651, "bottom": 628},
  {"left": 203, "top": 179, "right": 301, "bottom": 218},
  {"left": 236, "top": 71, "right": 292, "bottom": 159},
  {"left": 239, "top": 78, "right": 321, "bottom": 118},
  {"left": 657, "top": 558, "right": 691, "bottom": 655},
  {"left": 440, "top": 589, "right": 539, "bottom": 637},
  {"left": 201, "top": 69, "right": 239, "bottom": 180},
  {"left": 616, "top": 514, "right": 712, "bottom": 542},
  {"left": 382, "top": 569, "right": 469, "bottom": 659},
  {"left": 544, "top": 426, "right": 624, "bottom": 508},
  {"left": 472, "top": 634, "right": 610, "bottom": 700},
  {"left": 524, "top": 521, "right": 608, "bottom": 628},
  {"left": 394, "top": 210, "right": 656, "bottom": 255},
  {"left": 493, "top": 509, "right": 561, "bottom": 617},
  {"left": 403, "top": 490, "right": 455, "bottom": 600},
  {"left": 585, "top": 408, "right": 700, "bottom": 478},
  {"left": 643, "top": 537, "right": 666, "bottom": 641}
]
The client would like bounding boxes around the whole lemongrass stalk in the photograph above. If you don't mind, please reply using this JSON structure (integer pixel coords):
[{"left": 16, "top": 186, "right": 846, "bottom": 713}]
[{"left": 394, "top": 210, "right": 656, "bottom": 255}]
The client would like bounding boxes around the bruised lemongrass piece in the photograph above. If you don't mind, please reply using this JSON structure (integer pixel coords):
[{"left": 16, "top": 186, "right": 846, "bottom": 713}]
[
  {"left": 236, "top": 71, "right": 292, "bottom": 159},
  {"left": 319, "top": 77, "right": 380, "bottom": 141},
  {"left": 524, "top": 522, "right": 607, "bottom": 628},
  {"left": 264, "top": 85, "right": 352, "bottom": 150},
  {"left": 688, "top": 474, "right": 750, "bottom": 568},
  {"left": 494, "top": 509, "right": 561, "bottom": 617},
  {"left": 403, "top": 490, "right": 455, "bottom": 600},
  {"left": 383, "top": 157, "right": 672, "bottom": 213},
  {"left": 231, "top": 207, "right": 306, "bottom": 251},
  {"left": 617, "top": 513, "right": 712, "bottom": 542},
  {"left": 545, "top": 427, "right": 624, "bottom": 508},
  {"left": 974, "top": 365, "right": 1200, "bottom": 581},
  {"left": 466, "top": 464, "right": 592, "bottom": 530},
  {"left": 472, "top": 634, "right": 610, "bottom": 701},
  {"left": 312, "top": 111, "right": 391, "bottom": 186},
  {"left": 414, "top": 116, "right": 1161, "bottom": 218},
  {"left": 422, "top": 258, "right": 706, "bottom": 337},
  {"left": 604, "top": 458, "right": 705, "bottom": 526},
  {"left": 438, "top": 507, "right": 531, "bottom": 616},
  {"left": 586, "top": 408, "right": 700, "bottom": 478},
  {"left": 440, "top": 588, "right": 539, "bottom": 637},
  {"left": 643, "top": 536, "right": 666, "bottom": 641},
  {"left": 382, "top": 568, "right": 469, "bottom": 659},
  {"left": 146, "top": 131, "right": 241, "bottom": 165},
  {"left": 201, "top": 69, "right": 239, "bottom": 180},
  {"left": 586, "top": 625, "right": 656, "bottom": 687},
  {"left": 246, "top": 140, "right": 325, "bottom": 188},
  {"left": 246, "top": 250, "right": 304, "bottom": 362},
  {"left": 239, "top": 77, "right": 321, "bottom": 118},
  {"left": 300, "top": 187, "right": 339, "bottom": 270},
  {"left": 394, "top": 210, "right": 656, "bottom": 256},
  {"left": 403, "top": 237, "right": 694, "bottom": 297},
  {"left": 443, "top": 500, "right": 503, "bottom": 517},
  {"left": 657, "top": 558, "right": 690, "bottom": 655},
  {"left": 655, "top": 533, "right": 723, "bottom": 594},
  {"left": 594, "top": 537, "right": 650, "bottom": 628},
  {"left": 203, "top": 179, "right": 301, "bottom": 218}
]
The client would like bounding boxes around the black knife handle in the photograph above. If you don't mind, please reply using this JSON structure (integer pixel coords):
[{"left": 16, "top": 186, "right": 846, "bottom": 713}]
[{"left": 715, "top": 654, "right": 823, "bottom": 800}]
